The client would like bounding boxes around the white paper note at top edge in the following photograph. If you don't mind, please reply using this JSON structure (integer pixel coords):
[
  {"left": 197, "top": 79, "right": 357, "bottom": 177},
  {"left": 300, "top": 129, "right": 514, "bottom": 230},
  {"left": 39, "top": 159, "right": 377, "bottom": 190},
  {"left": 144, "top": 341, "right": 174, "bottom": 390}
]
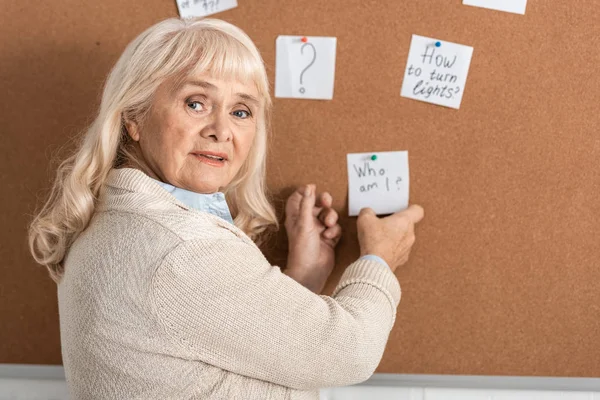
[
  {"left": 463, "top": 0, "right": 527, "bottom": 15},
  {"left": 400, "top": 35, "right": 473, "bottom": 110},
  {"left": 347, "top": 151, "right": 409, "bottom": 217},
  {"left": 176, "top": 0, "right": 238, "bottom": 19},
  {"left": 275, "top": 36, "right": 337, "bottom": 100}
]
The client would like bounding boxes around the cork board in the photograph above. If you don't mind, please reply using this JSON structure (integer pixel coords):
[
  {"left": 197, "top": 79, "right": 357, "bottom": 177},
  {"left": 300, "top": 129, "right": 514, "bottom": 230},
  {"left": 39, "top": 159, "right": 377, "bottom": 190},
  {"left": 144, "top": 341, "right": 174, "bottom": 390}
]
[{"left": 2, "top": 1, "right": 599, "bottom": 376}]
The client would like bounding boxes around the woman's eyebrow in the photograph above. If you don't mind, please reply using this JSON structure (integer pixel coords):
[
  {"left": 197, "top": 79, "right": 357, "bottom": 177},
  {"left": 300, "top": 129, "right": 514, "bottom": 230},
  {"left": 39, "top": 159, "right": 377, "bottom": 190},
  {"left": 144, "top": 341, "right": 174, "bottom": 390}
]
[
  {"left": 184, "top": 80, "right": 217, "bottom": 90},
  {"left": 182, "top": 80, "right": 259, "bottom": 105},
  {"left": 237, "top": 93, "right": 259, "bottom": 106}
]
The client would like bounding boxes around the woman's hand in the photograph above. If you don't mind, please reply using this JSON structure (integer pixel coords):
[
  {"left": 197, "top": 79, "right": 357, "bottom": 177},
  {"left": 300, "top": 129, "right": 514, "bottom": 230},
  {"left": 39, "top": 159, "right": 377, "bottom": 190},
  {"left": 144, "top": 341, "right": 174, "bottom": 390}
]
[
  {"left": 357, "top": 205, "right": 424, "bottom": 272},
  {"left": 283, "top": 184, "right": 342, "bottom": 294}
]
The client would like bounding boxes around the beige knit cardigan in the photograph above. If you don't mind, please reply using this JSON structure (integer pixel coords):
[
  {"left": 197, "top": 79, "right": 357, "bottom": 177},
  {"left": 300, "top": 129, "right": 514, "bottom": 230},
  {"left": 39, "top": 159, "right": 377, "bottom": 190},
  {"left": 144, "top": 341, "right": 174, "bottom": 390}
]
[{"left": 58, "top": 168, "right": 401, "bottom": 400}]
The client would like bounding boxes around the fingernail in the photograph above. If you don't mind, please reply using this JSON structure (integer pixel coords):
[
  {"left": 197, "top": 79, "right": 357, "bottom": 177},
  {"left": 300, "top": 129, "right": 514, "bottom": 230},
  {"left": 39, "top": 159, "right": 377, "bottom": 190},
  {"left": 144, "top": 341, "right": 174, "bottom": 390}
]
[{"left": 304, "top": 186, "right": 311, "bottom": 197}]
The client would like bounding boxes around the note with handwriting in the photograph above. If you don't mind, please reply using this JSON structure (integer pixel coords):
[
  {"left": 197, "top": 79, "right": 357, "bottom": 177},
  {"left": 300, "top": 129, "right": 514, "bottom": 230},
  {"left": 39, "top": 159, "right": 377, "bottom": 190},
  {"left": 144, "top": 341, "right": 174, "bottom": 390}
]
[
  {"left": 463, "top": 0, "right": 527, "bottom": 15},
  {"left": 401, "top": 35, "right": 473, "bottom": 109},
  {"left": 275, "top": 36, "right": 337, "bottom": 100},
  {"left": 176, "top": 0, "right": 237, "bottom": 19},
  {"left": 347, "top": 151, "right": 409, "bottom": 217}
]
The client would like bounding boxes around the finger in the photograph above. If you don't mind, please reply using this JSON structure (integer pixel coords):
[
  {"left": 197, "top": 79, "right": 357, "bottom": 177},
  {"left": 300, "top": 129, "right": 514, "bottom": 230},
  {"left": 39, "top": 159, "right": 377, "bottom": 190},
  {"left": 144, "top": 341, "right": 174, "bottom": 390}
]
[
  {"left": 358, "top": 207, "right": 376, "bottom": 218},
  {"left": 298, "top": 184, "right": 316, "bottom": 228},
  {"left": 312, "top": 191, "right": 331, "bottom": 218},
  {"left": 295, "top": 184, "right": 310, "bottom": 196},
  {"left": 322, "top": 223, "right": 342, "bottom": 240},
  {"left": 322, "top": 224, "right": 342, "bottom": 246},
  {"left": 285, "top": 185, "right": 306, "bottom": 215},
  {"left": 357, "top": 208, "right": 376, "bottom": 233},
  {"left": 400, "top": 204, "right": 424, "bottom": 224},
  {"left": 318, "top": 207, "right": 338, "bottom": 228},
  {"left": 316, "top": 192, "right": 333, "bottom": 209}
]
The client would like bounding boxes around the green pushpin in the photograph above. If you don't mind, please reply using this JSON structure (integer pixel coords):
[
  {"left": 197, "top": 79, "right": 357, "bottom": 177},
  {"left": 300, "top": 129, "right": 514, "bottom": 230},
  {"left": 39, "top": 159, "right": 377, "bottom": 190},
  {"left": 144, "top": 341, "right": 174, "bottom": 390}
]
[{"left": 371, "top": 154, "right": 377, "bottom": 161}]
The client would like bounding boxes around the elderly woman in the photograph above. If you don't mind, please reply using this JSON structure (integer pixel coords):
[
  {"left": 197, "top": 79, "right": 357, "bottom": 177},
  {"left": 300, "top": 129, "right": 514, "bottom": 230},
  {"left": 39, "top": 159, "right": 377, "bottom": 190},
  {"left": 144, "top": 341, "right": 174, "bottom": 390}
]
[{"left": 29, "top": 18, "right": 424, "bottom": 400}]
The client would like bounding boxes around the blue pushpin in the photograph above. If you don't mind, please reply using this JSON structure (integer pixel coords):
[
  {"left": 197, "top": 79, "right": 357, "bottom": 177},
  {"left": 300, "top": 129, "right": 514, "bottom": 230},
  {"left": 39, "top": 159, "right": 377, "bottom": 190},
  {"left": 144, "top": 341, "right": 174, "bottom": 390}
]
[
  {"left": 371, "top": 154, "right": 377, "bottom": 161},
  {"left": 435, "top": 41, "right": 441, "bottom": 47}
]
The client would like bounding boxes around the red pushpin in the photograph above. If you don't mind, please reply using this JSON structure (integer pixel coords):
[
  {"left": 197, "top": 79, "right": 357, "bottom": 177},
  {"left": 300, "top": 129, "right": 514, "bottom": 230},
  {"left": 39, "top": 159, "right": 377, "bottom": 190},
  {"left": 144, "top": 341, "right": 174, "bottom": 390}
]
[{"left": 301, "top": 36, "right": 308, "bottom": 43}]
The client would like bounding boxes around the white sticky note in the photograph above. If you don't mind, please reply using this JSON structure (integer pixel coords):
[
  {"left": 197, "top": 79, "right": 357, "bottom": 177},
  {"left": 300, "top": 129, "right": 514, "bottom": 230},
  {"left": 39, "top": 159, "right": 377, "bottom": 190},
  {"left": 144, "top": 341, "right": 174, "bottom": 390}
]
[
  {"left": 347, "top": 152, "right": 409, "bottom": 217},
  {"left": 400, "top": 35, "right": 473, "bottom": 110},
  {"left": 463, "top": 0, "right": 527, "bottom": 15},
  {"left": 176, "top": 0, "right": 237, "bottom": 19},
  {"left": 275, "top": 36, "right": 337, "bottom": 100}
]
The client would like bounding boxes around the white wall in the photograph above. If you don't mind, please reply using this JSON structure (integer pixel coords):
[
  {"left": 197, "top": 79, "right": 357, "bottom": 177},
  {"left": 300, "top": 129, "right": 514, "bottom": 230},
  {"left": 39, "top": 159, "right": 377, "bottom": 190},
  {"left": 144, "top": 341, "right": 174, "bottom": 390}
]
[
  {"left": 321, "top": 387, "right": 598, "bottom": 400},
  {"left": 0, "top": 379, "right": 69, "bottom": 400},
  {"left": 1, "top": 366, "right": 599, "bottom": 400}
]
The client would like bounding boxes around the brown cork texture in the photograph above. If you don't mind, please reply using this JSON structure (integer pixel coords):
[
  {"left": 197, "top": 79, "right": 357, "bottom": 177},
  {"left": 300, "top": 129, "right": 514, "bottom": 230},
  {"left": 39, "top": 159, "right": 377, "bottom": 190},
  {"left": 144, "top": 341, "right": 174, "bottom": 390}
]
[{"left": 2, "top": 1, "right": 599, "bottom": 376}]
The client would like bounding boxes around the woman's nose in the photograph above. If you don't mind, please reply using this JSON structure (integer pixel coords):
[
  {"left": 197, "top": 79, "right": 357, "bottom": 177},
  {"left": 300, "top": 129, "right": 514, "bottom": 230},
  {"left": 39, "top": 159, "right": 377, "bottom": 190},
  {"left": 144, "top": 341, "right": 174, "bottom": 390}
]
[{"left": 201, "top": 111, "right": 231, "bottom": 142}]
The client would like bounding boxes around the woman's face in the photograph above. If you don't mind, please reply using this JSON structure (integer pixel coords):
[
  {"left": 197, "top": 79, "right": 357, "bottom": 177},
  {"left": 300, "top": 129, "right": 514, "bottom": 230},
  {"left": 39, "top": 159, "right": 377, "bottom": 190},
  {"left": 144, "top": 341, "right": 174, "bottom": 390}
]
[{"left": 127, "top": 72, "right": 260, "bottom": 193}]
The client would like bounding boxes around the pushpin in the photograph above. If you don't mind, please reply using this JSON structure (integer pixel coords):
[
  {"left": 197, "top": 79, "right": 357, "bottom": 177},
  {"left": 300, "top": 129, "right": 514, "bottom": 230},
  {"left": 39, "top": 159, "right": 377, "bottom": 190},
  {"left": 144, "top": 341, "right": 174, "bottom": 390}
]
[
  {"left": 301, "top": 36, "right": 308, "bottom": 43},
  {"left": 435, "top": 41, "right": 441, "bottom": 47},
  {"left": 371, "top": 155, "right": 377, "bottom": 161}
]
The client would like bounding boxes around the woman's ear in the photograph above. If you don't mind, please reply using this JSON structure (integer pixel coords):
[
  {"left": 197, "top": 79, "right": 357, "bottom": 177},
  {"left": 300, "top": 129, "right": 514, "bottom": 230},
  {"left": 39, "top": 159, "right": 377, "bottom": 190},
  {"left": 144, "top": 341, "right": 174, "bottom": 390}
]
[{"left": 124, "top": 118, "right": 140, "bottom": 142}]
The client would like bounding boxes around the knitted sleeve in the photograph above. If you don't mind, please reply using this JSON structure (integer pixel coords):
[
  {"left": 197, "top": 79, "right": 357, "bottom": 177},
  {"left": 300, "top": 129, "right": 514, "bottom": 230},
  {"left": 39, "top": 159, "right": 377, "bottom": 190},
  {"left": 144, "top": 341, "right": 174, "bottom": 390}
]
[{"left": 151, "top": 237, "right": 401, "bottom": 391}]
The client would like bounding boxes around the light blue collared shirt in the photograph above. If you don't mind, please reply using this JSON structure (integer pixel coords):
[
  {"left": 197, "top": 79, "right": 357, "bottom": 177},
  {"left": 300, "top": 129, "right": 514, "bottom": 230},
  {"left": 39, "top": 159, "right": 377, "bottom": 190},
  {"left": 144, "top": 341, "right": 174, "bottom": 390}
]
[
  {"left": 152, "top": 179, "right": 234, "bottom": 225},
  {"left": 153, "top": 179, "right": 389, "bottom": 268},
  {"left": 360, "top": 254, "right": 389, "bottom": 267}
]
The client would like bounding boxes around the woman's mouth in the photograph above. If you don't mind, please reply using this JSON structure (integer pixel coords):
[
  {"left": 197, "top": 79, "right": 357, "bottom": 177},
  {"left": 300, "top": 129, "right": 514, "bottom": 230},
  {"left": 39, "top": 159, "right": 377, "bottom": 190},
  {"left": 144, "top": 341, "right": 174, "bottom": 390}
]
[{"left": 192, "top": 152, "right": 227, "bottom": 167}]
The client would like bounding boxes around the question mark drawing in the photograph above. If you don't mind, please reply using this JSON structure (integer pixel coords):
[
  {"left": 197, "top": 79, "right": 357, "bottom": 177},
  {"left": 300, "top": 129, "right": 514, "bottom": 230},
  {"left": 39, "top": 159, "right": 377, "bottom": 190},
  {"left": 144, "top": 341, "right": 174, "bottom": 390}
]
[
  {"left": 299, "top": 42, "right": 317, "bottom": 94},
  {"left": 396, "top": 177, "right": 402, "bottom": 190}
]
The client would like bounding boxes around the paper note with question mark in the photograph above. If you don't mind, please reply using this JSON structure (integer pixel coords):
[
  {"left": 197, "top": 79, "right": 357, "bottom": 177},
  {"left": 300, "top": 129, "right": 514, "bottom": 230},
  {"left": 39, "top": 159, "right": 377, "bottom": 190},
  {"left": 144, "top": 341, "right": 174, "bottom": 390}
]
[
  {"left": 275, "top": 36, "right": 337, "bottom": 100},
  {"left": 347, "top": 151, "right": 409, "bottom": 217},
  {"left": 175, "top": 0, "right": 237, "bottom": 18},
  {"left": 401, "top": 35, "right": 473, "bottom": 109}
]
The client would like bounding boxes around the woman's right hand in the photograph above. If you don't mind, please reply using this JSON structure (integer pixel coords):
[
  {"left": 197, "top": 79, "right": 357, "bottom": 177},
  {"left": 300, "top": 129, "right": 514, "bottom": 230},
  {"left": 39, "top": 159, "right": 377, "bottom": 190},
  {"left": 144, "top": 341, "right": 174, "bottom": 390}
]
[{"left": 357, "top": 205, "right": 424, "bottom": 272}]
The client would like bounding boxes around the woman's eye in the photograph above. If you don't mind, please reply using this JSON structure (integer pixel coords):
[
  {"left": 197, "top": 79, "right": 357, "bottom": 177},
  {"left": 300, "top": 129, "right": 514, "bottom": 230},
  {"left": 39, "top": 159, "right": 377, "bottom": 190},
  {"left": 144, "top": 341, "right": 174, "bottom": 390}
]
[
  {"left": 232, "top": 110, "right": 250, "bottom": 119},
  {"left": 187, "top": 101, "right": 204, "bottom": 112}
]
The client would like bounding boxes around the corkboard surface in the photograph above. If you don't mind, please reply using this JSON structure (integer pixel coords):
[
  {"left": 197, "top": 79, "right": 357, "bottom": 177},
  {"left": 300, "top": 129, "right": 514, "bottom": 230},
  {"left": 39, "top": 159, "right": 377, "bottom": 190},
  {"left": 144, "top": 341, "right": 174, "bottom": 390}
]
[{"left": 1, "top": 1, "right": 599, "bottom": 376}]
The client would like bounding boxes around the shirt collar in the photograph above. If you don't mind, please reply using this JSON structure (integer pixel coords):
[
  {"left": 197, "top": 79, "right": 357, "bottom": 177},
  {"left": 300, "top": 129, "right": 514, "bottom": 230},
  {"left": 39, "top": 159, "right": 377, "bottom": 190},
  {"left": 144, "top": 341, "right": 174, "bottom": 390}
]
[{"left": 151, "top": 179, "right": 234, "bottom": 225}]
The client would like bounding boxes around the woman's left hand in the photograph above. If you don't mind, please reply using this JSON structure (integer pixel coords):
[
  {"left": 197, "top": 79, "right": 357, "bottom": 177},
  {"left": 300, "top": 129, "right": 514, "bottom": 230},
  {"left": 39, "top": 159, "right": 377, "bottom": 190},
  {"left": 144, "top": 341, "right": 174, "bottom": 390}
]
[{"left": 284, "top": 184, "right": 342, "bottom": 294}]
